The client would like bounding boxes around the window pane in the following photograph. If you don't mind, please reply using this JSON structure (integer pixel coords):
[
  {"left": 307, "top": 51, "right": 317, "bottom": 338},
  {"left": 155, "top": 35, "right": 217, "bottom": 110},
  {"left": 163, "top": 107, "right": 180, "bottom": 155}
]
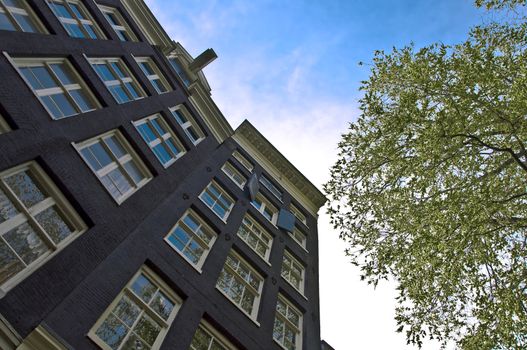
[
  {"left": 123, "top": 161, "right": 144, "bottom": 185},
  {"left": 165, "top": 139, "right": 181, "bottom": 157},
  {"left": 50, "top": 93, "right": 76, "bottom": 118},
  {"left": 104, "top": 12, "right": 118, "bottom": 26},
  {"left": 13, "top": 14, "right": 38, "bottom": 33},
  {"left": 4, "top": 0, "right": 24, "bottom": 8},
  {"left": 186, "top": 127, "right": 200, "bottom": 143},
  {"left": 131, "top": 274, "right": 156, "bottom": 303},
  {"left": 50, "top": 64, "right": 75, "bottom": 85},
  {"left": 30, "top": 66, "right": 57, "bottom": 89},
  {"left": 94, "top": 64, "right": 116, "bottom": 81},
  {"left": 0, "top": 188, "right": 19, "bottom": 224},
  {"left": 109, "top": 85, "right": 130, "bottom": 104},
  {"left": 152, "top": 144, "right": 172, "bottom": 165},
  {"left": 64, "top": 22, "right": 84, "bottom": 38},
  {"left": 40, "top": 95, "right": 62, "bottom": 119},
  {"left": 70, "top": 89, "right": 94, "bottom": 112},
  {"left": 3, "top": 222, "right": 49, "bottom": 265},
  {"left": 0, "top": 12, "right": 16, "bottom": 31},
  {"left": 69, "top": 3, "right": 85, "bottom": 19},
  {"left": 108, "top": 168, "right": 132, "bottom": 195},
  {"left": 139, "top": 62, "right": 154, "bottom": 75},
  {"left": 172, "top": 110, "right": 187, "bottom": 124},
  {"left": 136, "top": 123, "right": 156, "bottom": 143},
  {"left": 50, "top": 3, "right": 72, "bottom": 19},
  {"left": 114, "top": 296, "right": 141, "bottom": 327},
  {"left": 95, "top": 313, "right": 129, "bottom": 349},
  {"left": 34, "top": 205, "right": 73, "bottom": 244},
  {"left": 152, "top": 79, "right": 166, "bottom": 93},
  {"left": 85, "top": 142, "right": 113, "bottom": 170},
  {"left": 105, "top": 136, "right": 126, "bottom": 159},
  {"left": 116, "top": 29, "right": 127, "bottom": 42},
  {"left": 124, "top": 82, "right": 140, "bottom": 100},
  {"left": 132, "top": 315, "right": 160, "bottom": 346},
  {"left": 0, "top": 239, "right": 25, "bottom": 285},
  {"left": 150, "top": 119, "right": 166, "bottom": 135},
  {"left": 150, "top": 291, "right": 174, "bottom": 320},
  {"left": 83, "top": 24, "right": 97, "bottom": 39},
  {"left": 4, "top": 170, "right": 46, "bottom": 207},
  {"left": 110, "top": 62, "right": 126, "bottom": 78}
]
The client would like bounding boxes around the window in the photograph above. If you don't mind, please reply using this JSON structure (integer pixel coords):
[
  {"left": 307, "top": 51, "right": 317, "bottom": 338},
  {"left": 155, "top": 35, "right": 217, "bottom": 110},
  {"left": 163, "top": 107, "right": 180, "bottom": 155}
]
[
  {"left": 259, "top": 174, "right": 283, "bottom": 201},
  {"left": 169, "top": 105, "right": 205, "bottom": 145},
  {"left": 221, "top": 162, "right": 246, "bottom": 189},
  {"left": 281, "top": 251, "right": 305, "bottom": 294},
  {"left": 289, "top": 226, "right": 307, "bottom": 250},
  {"left": 98, "top": 5, "right": 137, "bottom": 42},
  {"left": 90, "top": 57, "right": 145, "bottom": 104},
  {"left": 251, "top": 193, "right": 278, "bottom": 224},
  {"left": 199, "top": 181, "right": 234, "bottom": 221},
  {"left": 273, "top": 295, "right": 303, "bottom": 350},
  {"left": 190, "top": 321, "right": 238, "bottom": 350},
  {"left": 216, "top": 250, "right": 263, "bottom": 321},
  {"left": 0, "top": 0, "right": 46, "bottom": 33},
  {"left": 167, "top": 57, "right": 191, "bottom": 87},
  {"left": 13, "top": 57, "right": 99, "bottom": 119},
  {"left": 47, "top": 0, "right": 104, "bottom": 39},
  {"left": 133, "top": 114, "right": 185, "bottom": 168},
  {"left": 74, "top": 129, "right": 152, "bottom": 204},
  {"left": 88, "top": 266, "right": 181, "bottom": 350},
  {"left": 135, "top": 57, "right": 170, "bottom": 94},
  {"left": 0, "top": 114, "right": 10, "bottom": 134},
  {"left": 232, "top": 151, "right": 253, "bottom": 172},
  {"left": 0, "top": 161, "right": 86, "bottom": 292},
  {"left": 237, "top": 215, "right": 272, "bottom": 262},
  {"left": 290, "top": 204, "right": 307, "bottom": 227},
  {"left": 164, "top": 210, "right": 217, "bottom": 271}
]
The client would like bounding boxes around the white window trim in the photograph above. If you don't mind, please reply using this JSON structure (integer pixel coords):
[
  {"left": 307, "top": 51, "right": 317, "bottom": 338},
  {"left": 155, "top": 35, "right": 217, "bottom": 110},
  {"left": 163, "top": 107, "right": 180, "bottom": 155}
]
[
  {"left": 166, "top": 55, "right": 192, "bottom": 87},
  {"left": 232, "top": 151, "right": 253, "bottom": 172},
  {"left": 0, "top": 161, "right": 87, "bottom": 296},
  {"left": 0, "top": 0, "right": 47, "bottom": 33},
  {"left": 251, "top": 193, "right": 278, "bottom": 225},
  {"left": 46, "top": 0, "right": 106, "bottom": 39},
  {"left": 237, "top": 214, "right": 273, "bottom": 264},
  {"left": 169, "top": 105, "right": 205, "bottom": 146},
  {"left": 5, "top": 53, "right": 100, "bottom": 120},
  {"left": 259, "top": 174, "right": 283, "bottom": 202},
  {"left": 273, "top": 294, "right": 303, "bottom": 350},
  {"left": 88, "top": 265, "right": 182, "bottom": 350},
  {"left": 215, "top": 250, "right": 263, "bottom": 325},
  {"left": 199, "top": 181, "right": 235, "bottom": 222},
  {"left": 132, "top": 114, "right": 186, "bottom": 168},
  {"left": 73, "top": 129, "right": 152, "bottom": 205},
  {"left": 97, "top": 4, "right": 137, "bottom": 42},
  {"left": 133, "top": 56, "right": 171, "bottom": 94},
  {"left": 281, "top": 250, "right": 306, "bottom": 296},
  {"left": 190, "top": 320, "right": 239, "bottom": 350},
  {"left": 289, "top": 226, "right": 308, "bottom": 252},
  {"left": 290, "top": 204, "right": 307, "bottom": 227},
  {"left": 163, "top": 209, "right": 217, "bottom": 273},
  {"left": 87, "top": 56, "right": 146, "bottom": 104},
  {"left": 221, "top": 161, "right": 246, "bottom": 190}
]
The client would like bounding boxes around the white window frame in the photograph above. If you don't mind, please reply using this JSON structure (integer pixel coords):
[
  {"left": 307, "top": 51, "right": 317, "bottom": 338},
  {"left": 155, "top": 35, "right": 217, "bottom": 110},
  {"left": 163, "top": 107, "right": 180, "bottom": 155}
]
[
  {"left": 167, "top": 56, "right": 191, "bottom": 87},
  {"left": 289, "top": 226, "right": 307, "bottom": 251},
  {"left": 88, "top": 56, "right": 146, "bottom": 104},
  {"left": 73, "top": 129, "right": 152, "bottom": 204},
  {"left": 134, "top": 56, "right": 171, "bottom": 94},
  {"left": 199, "top": 181, "right": 235, "bottom": 222},
  {"left": 132, "top": 114, "right": 186, "bottom": 168},
  {"left": 97, "top": 4, "right": 137, "bottom": 42},
  {"left": 290, "top": 204, "right": 307, "bottom": 227},
  {"left": 0, "top": 114, "right": 10, "bottom": 134},
  {"left": 7, "top": 55, "right": 100, "bottom": 120},
  {"left": 88, "top": 266, "right": 182, "bottom": 350},
  {"left": 259, "top": 174, "right": 283, "bottom": 202},
  {"left": 189, "top": 320, "right": 238, "bottom": 350},
  {"left": 281, "top": 250, "right": 305, "bottom": 295},
  {"left": 237, "top": 214, "right": 273, "bottom": 263},
  {"left": 46, "top": 0, "right": 105, "bottom": 39},
  {"left": 251, "top": 193, "right": 278, "bottom": 225},
  {"left": 221, "top": 161, "right": 246, "bottom": 189},
  {"left": 232, "top": 151, "right": 253, "bottom": 172},
  {"left": 273, "top": 294, "right": 303, "bottom": 350},
  {"left": 0, "top": 0, "right": 47, "bottom": 33},
  {"left": 215, "top": 250, "right": 263, "bottom": 323},
  {"left": 169, "top": 105, "right": 205, "bottom": 145},
  {"left": 0, "top": 161, "right": 87, "bottom": 295},
  {"left": 164, "top": 209, "right": 217, "bottom": 272}
]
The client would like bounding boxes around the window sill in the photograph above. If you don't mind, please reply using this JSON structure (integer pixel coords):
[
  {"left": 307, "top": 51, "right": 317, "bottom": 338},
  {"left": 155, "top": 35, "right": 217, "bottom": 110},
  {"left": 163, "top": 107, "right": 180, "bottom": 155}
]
[{"left": 215, "top": 287, "right": 261, "bottom": 327}]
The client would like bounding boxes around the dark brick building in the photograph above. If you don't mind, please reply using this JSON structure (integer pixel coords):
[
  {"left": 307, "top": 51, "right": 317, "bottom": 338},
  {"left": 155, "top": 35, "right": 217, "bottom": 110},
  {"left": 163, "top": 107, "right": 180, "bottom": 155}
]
[{"left": 0, "top": 1, "right": 327, "bottom": 349}]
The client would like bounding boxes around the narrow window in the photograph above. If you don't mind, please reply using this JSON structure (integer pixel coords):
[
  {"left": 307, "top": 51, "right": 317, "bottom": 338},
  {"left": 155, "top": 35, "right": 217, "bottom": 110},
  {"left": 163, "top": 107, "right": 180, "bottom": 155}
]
[
  {"left": 190, "top": 321, "right": 238, "bottom": 350},
  {"left": 47, "top": 0, "right": 104, "bottom": 39},
  {"left": 0, "top": 0, "right": 46, "bottom": 33},
  {"left": 251, "top": 193, "right": 278, "bottom": 224},
  {"left": 290, "top": 204, "right": 307, "bottom": 227},
  {"left": 232, "top": 151, "right": 253, "bottom": 172},
  {"left": 169, "top": 105, "right": 205, "bottom": 145},
  {"left": 133, "top": 114, "right": 185, "bottom": 168},
  {"left": 289, "top": 226, "right": 307, "bottom": 250},
  {"left": 164, "top": 210, "right": 217, "bottom": 270},
  {"left": 259, "top": 174, "right": 283, "bottom": 201},
  {"left": 98, "top": 5, "right": 137, "bottom": 42},
  {"left": 281, "top": 250, "right": 305, "bottom": 294},
  {"left": 216, "top": 251, "right": 263, "bottom": 321},
  {"left": 0, "top": 161, "right": 86, "bottom": 292},
  {"left": 167, "top": 57, "right": 191, "bottom": 87},
  {"left": 89, "top": 57, "right": 145, "bottom": 104},
  {"left": 12, "top": 57, "right": 99, "bottom": 119},
  {"left": 221, "top": 162, "right": 246, "bottom": 189},
  {"left": 199, "top": 181, "right": 234, "bottom": 221},
  {"left": 74, "top": 129, "right": 152, "bottom": 204},
  {"left": 88, "top": 266, "right": 182, "bottom": 350},
  {"left": 135, "top": 57, "right": 171, "bottom": 94},
  {"left": 237, "top": 215, "right": 272, "bottom": 262},
  {"left": 273, "top": 295, "right": 303, "bottom": 350}
]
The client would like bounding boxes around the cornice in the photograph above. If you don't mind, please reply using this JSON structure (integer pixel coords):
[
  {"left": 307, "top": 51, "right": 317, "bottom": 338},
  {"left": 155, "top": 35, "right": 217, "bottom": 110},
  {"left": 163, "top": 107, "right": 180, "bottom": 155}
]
[{"left": 233, "top": 120, "right": 327, "bottom": 216}]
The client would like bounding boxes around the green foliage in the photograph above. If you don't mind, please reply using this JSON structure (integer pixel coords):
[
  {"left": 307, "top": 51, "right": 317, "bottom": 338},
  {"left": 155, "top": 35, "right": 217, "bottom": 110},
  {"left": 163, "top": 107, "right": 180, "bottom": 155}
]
[{"left": 325, "top": 3, "right": 527, "bottom": 349}]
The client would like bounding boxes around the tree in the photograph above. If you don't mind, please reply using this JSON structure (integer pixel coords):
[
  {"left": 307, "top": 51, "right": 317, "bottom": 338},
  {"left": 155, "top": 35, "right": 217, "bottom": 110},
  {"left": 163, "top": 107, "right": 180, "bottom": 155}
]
[{"left": 324, "top": 2, "right": 527, "bottom": 349}]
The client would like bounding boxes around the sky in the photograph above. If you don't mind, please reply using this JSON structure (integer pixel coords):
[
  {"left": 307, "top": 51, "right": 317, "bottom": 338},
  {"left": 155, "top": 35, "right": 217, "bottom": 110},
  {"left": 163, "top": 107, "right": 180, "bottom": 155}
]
[{"left": 145, "top": 1, "right": 487, "bottom": 348}]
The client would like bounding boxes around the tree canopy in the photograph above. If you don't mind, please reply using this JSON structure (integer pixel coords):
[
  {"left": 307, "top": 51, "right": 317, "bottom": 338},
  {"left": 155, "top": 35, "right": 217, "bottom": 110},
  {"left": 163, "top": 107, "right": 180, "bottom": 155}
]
[{"left": 324, "top": 1, "right": 527, "bottom": 349}]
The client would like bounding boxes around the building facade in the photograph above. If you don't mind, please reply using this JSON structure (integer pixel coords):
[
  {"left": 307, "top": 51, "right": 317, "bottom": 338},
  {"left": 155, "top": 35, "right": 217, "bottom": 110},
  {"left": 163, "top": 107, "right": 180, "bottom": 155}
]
[{"left": 0, "top": 1, "right": 327, "bottom": 349}]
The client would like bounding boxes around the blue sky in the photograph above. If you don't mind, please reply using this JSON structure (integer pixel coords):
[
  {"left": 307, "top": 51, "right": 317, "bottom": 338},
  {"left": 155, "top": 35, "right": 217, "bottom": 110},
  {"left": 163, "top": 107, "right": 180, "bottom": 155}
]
[{"left": 146, "top": 1, "right": 487, "bottom": 348}]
